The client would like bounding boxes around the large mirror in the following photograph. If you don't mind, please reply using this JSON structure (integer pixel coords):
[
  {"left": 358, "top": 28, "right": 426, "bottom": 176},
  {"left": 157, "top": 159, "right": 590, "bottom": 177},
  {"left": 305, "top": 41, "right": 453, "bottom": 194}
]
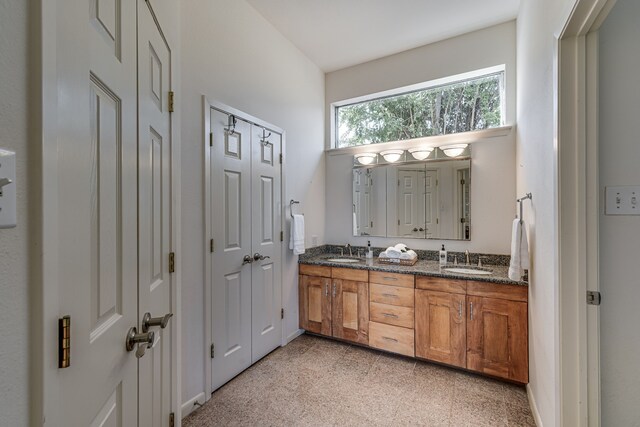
[{"left": 353, "top": 159, "right": 471, "bottom": 240}]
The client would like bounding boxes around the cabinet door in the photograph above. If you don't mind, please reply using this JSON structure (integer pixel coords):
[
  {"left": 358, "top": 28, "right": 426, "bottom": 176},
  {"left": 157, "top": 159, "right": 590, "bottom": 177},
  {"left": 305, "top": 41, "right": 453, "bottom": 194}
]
[
  {"left": 332, "top": 279, "right": 369, "bottom": 344},
  {"left": 467, "top": 296, "right": 528, "bottom": 383},
  {"left": 298, "top": 275, "right": 332, "bottom": 336},
  {"left": 415, "top": 290, "right": 466, "bottom": 368}
]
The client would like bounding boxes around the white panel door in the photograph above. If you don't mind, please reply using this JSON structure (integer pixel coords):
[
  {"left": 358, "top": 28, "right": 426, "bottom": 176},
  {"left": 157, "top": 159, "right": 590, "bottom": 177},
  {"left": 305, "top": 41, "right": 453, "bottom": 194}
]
[
  {"left": 211, "top": 110, "right": 253, "bottom": 390},
  {"left": 353, "top": 169, "right": 373, "bottom": 236},
  {"left": 397, "top": 170, "right": 422, "bottom": 237},
  {"left": 251, "top": 128, "right": 282, "bottom": 363},
  {"left": 56, "top": 0, "right": 138, "bottom": 425},
  {"left": 137, "top": 2, "right": 173, "bottom": 426},
  {"left": 425, "top": 170, "right": 439, "bottom": 238}
]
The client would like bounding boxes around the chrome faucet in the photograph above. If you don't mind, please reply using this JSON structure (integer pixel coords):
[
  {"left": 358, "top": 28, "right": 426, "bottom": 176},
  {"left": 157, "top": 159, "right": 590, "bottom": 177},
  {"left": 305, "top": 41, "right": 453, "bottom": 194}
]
[
  {"left": 465, "top": 250, "right": 470, "bottom": 265},
  {"left": 345, "top": 244, "right": 353, "bottom": 257}
]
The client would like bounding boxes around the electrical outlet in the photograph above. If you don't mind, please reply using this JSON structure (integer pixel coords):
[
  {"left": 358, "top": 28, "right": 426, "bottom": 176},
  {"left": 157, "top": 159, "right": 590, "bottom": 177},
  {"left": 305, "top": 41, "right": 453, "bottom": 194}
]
[
  {"left": 605, "top": 186, "right": 640, "bottom": 215},
  {"left": 312, "top": 235, "right": 318, "bottom": 247},
  {"left": 0, "top": 149, "right": 16, "bottom": 229}
]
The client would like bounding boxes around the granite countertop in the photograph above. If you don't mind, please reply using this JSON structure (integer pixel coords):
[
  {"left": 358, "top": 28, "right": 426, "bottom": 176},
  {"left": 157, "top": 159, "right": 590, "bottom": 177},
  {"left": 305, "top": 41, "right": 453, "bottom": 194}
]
[{"left": 299, "top": 253, "right": 527, "bottom": 287}]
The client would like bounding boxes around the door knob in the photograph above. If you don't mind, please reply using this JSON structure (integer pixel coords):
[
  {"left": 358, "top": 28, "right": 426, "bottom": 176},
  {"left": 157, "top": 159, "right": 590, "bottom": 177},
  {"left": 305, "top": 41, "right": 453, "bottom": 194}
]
[
  {"left": 412, "top": 227, "right": 418, "bottom": 232},
  {"left": 126, "top": 327, "right": 155, "bottom": 358},
  {"left": 142, "top": 312, "right": 173, "bottom": 333},
  {"left": 242, "top": 255, "right": 253, "bottom": 265},
  {"left": 419, "top": 227, "right": 424, "bottom": 231},
  {"left": 253, "top": 253, "right": 271, "bottom": 261}
]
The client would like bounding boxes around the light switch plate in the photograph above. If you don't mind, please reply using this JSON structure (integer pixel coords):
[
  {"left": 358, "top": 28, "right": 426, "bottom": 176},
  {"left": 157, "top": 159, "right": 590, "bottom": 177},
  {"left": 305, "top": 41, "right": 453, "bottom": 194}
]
[
  {"left": 0, "top": 149, "right": 16, "bottom": 228},
  {"left": 605, "top": 186, "right": 640, "bottom": 215}
]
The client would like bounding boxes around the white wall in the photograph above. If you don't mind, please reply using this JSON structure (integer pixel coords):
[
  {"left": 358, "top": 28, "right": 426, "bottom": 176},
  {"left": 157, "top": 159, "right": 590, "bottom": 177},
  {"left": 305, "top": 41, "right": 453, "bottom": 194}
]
[
  {"left": 598, "top": 0, "right": 640, "bottom": 423},
  {"left": 325, "top": 21, "right": 517, "bottom": 254},
  {"left": 516, "top": 0, "right": 576, "bottom": 425},
  {"left": 0, "top": 1, "right": 40, "bottom": 425},
  {"left": 179, "top": 0, "right": 325, "bottom": 410}
]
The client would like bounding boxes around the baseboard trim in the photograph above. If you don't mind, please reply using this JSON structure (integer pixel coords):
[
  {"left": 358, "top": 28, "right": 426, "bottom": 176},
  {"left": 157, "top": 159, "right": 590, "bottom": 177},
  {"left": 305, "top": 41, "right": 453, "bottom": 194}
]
[
  {"left": 527, "top": 384, "right": 543, "bottom": 427},
  {"left": 181, "top": 392, "right": 206, "bottom": 418},
  {"left": 286, "top": 328, "right": 304, "bottom": 344}
]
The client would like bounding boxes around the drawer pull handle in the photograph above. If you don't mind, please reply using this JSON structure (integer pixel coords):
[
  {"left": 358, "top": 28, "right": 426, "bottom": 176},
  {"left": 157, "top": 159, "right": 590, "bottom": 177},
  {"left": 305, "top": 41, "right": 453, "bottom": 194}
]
[
  {"left": 383, "top": 276, "right": 398, "bottom": 281},
  {"left": 382, "top": 313, "right": 399, "bottom": 318},
  {"left": 382, "top": 293, "right": 398, "bottom": 298},
  {"left": 382, "top": 336, "right": 398, "bottom": 343}
]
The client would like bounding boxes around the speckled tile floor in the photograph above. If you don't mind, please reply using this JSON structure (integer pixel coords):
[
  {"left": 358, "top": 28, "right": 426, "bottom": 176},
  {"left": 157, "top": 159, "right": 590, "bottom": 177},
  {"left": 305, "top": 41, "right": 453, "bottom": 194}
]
[{"left": 183, "top": 334, "right": 536, "bottom": 427}]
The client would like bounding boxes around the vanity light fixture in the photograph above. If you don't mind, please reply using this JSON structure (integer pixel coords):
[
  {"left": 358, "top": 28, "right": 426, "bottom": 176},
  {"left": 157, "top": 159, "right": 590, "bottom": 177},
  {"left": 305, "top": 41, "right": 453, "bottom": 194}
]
[
  {"left": 380, "top": 149, "right": 404, "bottom": 163},
  {"left": 440, "top": 144, "right": 468, "bottom": 158},
  {"left": 408, "top": 147, "right": 434, "bottom": 160},
  {"left": 354, "top": 152, "right": 377, "bottom": 165}
]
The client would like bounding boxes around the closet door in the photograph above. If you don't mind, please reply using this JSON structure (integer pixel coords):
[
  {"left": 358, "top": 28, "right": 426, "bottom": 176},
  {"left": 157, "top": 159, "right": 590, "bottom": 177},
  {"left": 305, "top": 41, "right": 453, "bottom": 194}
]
[
  {"left": 210, "top": 110, "right": 253, "bottom": 391},
  {"left": 251, "top": 127, "right": 282, "bottom": 363}
]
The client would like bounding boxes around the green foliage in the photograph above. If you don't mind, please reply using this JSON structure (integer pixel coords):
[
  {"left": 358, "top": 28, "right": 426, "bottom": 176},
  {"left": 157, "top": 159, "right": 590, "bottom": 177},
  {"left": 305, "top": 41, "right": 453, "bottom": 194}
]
[{"left": 337, "top": 74, "right": 503, "bottom": 147}]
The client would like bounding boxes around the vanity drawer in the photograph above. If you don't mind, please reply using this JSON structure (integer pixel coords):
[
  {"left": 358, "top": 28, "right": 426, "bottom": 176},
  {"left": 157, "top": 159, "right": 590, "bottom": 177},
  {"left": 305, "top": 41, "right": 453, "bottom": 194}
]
[
  {"left": 299, "top": 264, "right": 331, "bottom": 278},
  {"left": 416, "top": 275, "right": 466, "bottom": 294},
  {"left": 369, "top": 321, "right": 415, "bottom": 357},
  {"left": 370, "top": 283, "right": 414, "bottom": 307},
  {"left": 332, "top": 267, "right": 368, "bottom": 282},
  {"left": 369, "top": 271, "right": 415, "bottom": 288},
  {"left": 370, "top": 302, "right": 414, "bottom": 328}
]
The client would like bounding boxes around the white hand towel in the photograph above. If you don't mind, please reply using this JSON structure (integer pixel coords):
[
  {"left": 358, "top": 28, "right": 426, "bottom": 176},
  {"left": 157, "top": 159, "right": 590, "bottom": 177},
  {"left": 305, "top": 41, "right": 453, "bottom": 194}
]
[
  {"left": 353, "top": 212, "right": 358, "bottom": 236},
  {"left": 385, "top": 246, "right": 402, "bottom": 259},
  {"left": 399, "top": 250, "right": 417, "bottom": 260},
  {"left": 508, "top": 219, "right": 530, "bottom": 281},
  {"left": 289, "top": 214, "right": 305, "bottom": 255},
  {"left": 378, "top": 251, "right": 387, "bottom": 258},
  {"left": 394, "top": 243, "right": 408, "bottom": 252}
]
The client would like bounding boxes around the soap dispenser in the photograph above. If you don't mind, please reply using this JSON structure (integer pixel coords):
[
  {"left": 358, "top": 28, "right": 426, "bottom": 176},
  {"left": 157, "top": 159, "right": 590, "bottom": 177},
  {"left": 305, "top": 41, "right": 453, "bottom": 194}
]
[
  {"left": 366, "top": 240, "right": 373, "bottom": 259},
  {"left": 439, "top": 244, "right": 448, "bottom": 266}
]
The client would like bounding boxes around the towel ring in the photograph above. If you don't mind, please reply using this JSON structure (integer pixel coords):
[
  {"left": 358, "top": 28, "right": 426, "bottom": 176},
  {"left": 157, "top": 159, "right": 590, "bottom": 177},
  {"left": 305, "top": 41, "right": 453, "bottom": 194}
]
[{"left": 289, "top": 199, "right": 302, "bottom": 218}]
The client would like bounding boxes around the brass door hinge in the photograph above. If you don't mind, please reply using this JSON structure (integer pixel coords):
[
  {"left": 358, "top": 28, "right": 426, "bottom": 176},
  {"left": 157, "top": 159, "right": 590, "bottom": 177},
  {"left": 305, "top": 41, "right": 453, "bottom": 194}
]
[
  {"left": 210, "top": 239, "right": 214, "bottom": 253},
  {"left": 209, "top": 132, "right": 213, "bottom": 147},
  {"left": 280, "top": 231, "right": 283, "bottom": 242},
  {"left": 211, "top": 343, "right": 215, "bottom": 358},
  {"left": 58, "top": 315, "right": 71, "bottom": 369},
  {"left": 168, "top": 91, "right": 175, "bottom": 113},
  {"left": 169, "top": 412, "right": 175, "bottom": 427},
  {"left": 281, "top": 308, "right": 284, "bottom": 319},
  {"left": 169, "top": 252, "right": 175, "bottom": 273}
]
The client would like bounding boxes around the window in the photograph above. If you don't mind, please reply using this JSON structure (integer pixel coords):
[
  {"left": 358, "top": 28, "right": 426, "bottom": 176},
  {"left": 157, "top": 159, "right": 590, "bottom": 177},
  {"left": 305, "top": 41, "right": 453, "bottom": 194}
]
[{"left": 335, "top": 68, "right": 505, "bottom": 148}]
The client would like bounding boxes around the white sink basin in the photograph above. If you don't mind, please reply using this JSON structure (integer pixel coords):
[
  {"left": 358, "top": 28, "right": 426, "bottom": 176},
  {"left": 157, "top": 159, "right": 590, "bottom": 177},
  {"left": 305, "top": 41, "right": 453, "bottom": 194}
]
[
  {"left": 443, "top": 267, "right": 493, "bottom": 275},
  {"left": 326, "top": 258, "right": 361, "bottom": 263}
]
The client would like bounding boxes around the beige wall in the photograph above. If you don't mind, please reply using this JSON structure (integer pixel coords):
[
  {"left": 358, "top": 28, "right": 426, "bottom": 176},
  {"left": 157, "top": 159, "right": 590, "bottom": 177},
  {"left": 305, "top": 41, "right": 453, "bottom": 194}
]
[
  {"left": 179, "top": 0, "right": 325, "bottom": 410},
  {"left": 324, "top": 21, "right": 517, "bottom": 254},
  {"left": 516, "top": 0, "right": 576, "bottom": 425},
  {"left": 0, "top": 1, "right": 41, "bottom": 425},
  {"left": 598, "top": 0, "right": 640, "bottom": 423}
]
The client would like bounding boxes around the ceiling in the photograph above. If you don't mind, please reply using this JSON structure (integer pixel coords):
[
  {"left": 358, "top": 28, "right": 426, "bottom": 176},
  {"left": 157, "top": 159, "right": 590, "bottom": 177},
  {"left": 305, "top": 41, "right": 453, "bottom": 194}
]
[{"left": 246, "top": 0, "right": 520, "bottom": 72}]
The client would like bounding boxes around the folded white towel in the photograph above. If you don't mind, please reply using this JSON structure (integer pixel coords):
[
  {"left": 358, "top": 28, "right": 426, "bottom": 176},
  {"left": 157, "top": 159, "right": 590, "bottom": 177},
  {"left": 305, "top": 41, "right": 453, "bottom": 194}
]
[
  {"left": 289, "top": 214, "right": 305, "bottom": 255},
  {"left": 508, "top": 219, "right": 530, "bottom": 281},
  {"left": 385, "top": 246, "right": 402, "bottom": 259},
  {"left": 399, "top": 250, "right": 417, "bottom": 260},
  {"left": 394, "top": 243, "right": 408, "bottom": 252},
  {"left": 378, "top": 251, "right": 387, "bottom": 258}
]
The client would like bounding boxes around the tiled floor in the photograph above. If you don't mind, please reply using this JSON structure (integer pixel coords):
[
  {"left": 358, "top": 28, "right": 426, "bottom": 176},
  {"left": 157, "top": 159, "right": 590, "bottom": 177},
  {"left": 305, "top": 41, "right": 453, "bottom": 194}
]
[{"left": 184, "top": 334, "right": 536, "bottom": 426}]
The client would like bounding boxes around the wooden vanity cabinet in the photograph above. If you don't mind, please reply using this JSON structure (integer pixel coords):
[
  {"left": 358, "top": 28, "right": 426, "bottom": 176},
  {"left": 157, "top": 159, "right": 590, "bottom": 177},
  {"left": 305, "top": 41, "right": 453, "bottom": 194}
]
[
  {"left": 331, "top": 268, "right": 369, "bottom": 345},
  {"left": 415, "top": 289, "right": 467, "bottom": 368},
  {"left": 466, "top": 282, "right": 528, "bottom": 383},
  {"left": 299, "top": 265, "right": 369, "bottom": 345},
  {"left": 299, "top": 273, "right": 332, "bottom": 335}
]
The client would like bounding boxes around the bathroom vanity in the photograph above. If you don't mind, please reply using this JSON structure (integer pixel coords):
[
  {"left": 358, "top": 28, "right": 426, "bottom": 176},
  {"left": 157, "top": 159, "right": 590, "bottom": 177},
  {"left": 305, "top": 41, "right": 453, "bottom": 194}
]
[{"left": 298, "top": 254, "right": 528, "bottom": 383}]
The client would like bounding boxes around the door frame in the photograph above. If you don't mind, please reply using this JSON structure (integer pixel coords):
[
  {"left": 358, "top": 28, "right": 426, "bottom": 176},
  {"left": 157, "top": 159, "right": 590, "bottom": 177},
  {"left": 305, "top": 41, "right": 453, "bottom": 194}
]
[
  {"left": 557, "top": 0, "right": 616, "bottom": 425},
  {"left": 39, "top": 1, "right": 182, "bottom": 424},
  {"left": 202, "top": 96, "right": 287, "bottom": 403}
]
